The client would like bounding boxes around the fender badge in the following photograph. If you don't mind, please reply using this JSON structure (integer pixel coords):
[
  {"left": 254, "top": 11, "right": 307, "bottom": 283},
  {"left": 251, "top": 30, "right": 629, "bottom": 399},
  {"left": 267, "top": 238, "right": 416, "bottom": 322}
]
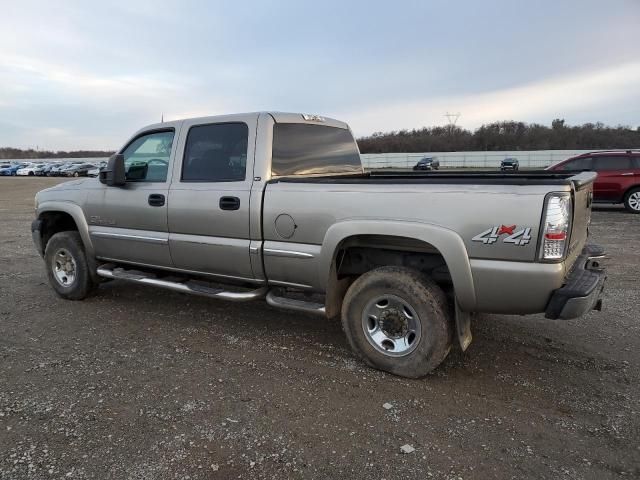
[{"left": 472, "top": 225, "right": 532, "bottom": 246}]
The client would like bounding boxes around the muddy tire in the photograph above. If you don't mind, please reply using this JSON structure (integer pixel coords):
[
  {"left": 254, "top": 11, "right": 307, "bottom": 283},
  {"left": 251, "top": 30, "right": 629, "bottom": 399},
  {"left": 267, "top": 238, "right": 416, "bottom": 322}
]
[
  {"left": 624, "top": 187, "right": 640, "bottom": 214},
  {"left": 44, "top": 231, "right": 97, "bottom": 300},
  {"left": 341, "top": 266, "right": 452, "bottom": 378}
]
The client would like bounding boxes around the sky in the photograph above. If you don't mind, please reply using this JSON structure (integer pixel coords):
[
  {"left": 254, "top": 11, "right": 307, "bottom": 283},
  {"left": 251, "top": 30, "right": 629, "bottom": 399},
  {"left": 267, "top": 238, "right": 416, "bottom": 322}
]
[{"left": 0, "top": 0, "right": 638, "bottom": 151}]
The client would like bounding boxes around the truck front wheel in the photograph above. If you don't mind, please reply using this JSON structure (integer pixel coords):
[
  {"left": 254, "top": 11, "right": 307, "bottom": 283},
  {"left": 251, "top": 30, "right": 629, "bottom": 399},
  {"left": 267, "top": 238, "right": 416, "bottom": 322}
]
[
  {"left": 44, "top": 231, "right": 97, "bottom": 300},
  {"left": 341, "top": 266, "right": 452, "bottom": 378}
]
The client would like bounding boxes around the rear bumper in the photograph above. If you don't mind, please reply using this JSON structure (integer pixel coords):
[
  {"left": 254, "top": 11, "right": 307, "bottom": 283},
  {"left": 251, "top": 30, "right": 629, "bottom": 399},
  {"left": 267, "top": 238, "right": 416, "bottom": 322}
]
[{"left": 545, "top": 244, "right": 606, "bottom": 320}]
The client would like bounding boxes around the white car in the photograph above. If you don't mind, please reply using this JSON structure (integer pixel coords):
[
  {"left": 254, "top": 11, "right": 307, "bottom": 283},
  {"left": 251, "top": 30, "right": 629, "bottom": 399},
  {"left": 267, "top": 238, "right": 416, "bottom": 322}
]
[
  {"left": 17, "top": 163, "right": 46, "bottom": 176},
  {"left": 87, "top": 162, "right": 107, "bottom": 177}
]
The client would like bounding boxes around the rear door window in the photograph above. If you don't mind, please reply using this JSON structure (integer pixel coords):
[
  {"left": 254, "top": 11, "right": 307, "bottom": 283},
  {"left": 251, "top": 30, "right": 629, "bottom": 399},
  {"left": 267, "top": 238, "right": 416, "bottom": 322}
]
[
  {"left": 559, "top": 157, "right": 592, "bottom": 171},
  {"left": 181, "top": 123, "right": 248, "bottom": 182},
  {"left": 592, "top": 156, "right": 632, "bottom": 171}
]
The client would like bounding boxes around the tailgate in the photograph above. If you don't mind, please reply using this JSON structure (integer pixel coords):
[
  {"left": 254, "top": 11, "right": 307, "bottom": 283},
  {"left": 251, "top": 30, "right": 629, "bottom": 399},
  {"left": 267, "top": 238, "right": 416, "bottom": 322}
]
[{"left": 569, "top": 172, "right": 597, "bottom": 255}]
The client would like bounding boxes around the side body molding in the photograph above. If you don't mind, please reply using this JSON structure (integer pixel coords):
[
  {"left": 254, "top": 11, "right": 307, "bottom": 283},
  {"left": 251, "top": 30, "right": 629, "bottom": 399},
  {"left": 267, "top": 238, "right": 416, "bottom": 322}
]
[
  {"left": 37, "top": 201, "right": 95, "bottom": 257},
  {"left": 317, "top": 219, "right": 476, "bottom": 311}
]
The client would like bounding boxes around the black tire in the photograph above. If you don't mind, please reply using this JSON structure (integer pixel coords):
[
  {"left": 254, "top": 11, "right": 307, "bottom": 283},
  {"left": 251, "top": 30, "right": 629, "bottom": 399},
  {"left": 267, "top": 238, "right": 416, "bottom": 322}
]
[
  {"left": 44, "top": 231, "right": 97, "bottom": 300},
  {"left": 28, "top": 171, "right": 34, "bottom": 176},
  {"left": 624, "top": 187, "right": 640, "bottom": 214},
  {"left": 341, "top": 266, "right": 452, "bottom": 378}
]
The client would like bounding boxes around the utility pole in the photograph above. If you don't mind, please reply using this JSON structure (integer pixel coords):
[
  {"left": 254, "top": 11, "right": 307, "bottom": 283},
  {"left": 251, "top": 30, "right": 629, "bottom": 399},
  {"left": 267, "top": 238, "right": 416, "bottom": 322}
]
[{"left": 444, "top": 112, "right": 461, "bottom": 132}]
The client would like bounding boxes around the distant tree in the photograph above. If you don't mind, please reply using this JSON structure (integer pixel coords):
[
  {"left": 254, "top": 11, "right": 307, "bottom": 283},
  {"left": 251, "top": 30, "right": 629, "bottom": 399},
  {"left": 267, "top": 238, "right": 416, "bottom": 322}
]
[
  {"left": 357, "top": 120, "right": 640, "bottom": 153},
  {"left": 0, "top": 147, "right": 115, "bottom": 160}
]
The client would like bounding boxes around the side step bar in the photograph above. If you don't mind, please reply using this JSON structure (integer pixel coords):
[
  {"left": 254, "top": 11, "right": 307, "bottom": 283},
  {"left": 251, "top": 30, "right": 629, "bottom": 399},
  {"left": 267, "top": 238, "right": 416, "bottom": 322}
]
[
  {"left": 266, "top": 290, "right": 326, "bottom": 316},
  {"left": 96, "top": 266, "right": 268, "bottom": 302},
  {"left": 96, "top": 265, "right": 328, "bottom": 316}
]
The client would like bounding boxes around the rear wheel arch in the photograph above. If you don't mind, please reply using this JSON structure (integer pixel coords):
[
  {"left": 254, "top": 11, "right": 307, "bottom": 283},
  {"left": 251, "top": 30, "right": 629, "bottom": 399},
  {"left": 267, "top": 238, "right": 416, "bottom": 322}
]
[{"left": 320, "top": 221, "right": 476, "bottom": 315}]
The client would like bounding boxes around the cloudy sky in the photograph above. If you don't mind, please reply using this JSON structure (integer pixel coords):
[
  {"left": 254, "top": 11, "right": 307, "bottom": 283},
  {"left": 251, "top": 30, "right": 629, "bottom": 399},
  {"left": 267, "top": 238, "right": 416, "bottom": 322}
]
[{"left": 0, "top": 0, "right": 638, "bottom": 150}]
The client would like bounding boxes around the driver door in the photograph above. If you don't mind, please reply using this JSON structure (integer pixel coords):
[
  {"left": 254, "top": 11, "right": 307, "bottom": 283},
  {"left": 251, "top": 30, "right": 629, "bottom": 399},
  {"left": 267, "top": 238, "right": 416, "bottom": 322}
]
[{"left": 85, "top": 128, "right": 178, "bottom": 268}]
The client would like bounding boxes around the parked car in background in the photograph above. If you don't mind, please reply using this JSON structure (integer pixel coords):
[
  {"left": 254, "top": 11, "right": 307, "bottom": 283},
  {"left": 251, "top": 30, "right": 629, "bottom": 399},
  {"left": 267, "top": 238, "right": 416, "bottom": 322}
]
[
  {"left": 500, "top": 157, "right": 519, "bottom": 171},
  {"left": 0, "top": 163, "right": 28, "bottom": 176},
  {"left": 17, "top": 163, "right": 47, "bottom": 176},
  {"left": 62, "top": 163, "right": 95, "bottom": 177},
  {"left": 49, "top": 162, "right": 80, "bottom": 176},
  {"left": 547, "top": 150, "right": 640, "bottom": 213},
  {"left": 41, "top": 163, "right": 59, "bottom": 176},
  {"left": 87, "top": 161, "right": 107, "bottom": 177},
  {"left": 413, "top": 156, "right": 440, "bottom": 171}
]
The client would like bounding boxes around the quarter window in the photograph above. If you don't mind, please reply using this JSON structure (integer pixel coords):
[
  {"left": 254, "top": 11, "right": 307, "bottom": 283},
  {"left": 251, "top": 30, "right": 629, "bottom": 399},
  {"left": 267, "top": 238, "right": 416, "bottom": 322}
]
[
  {"left": 121, "top": 130, "right": 174, "bottom": 182},
  {"left": 182, "top": 123, "right": 248, "bottom": 182},
  {"left": 592, "top": 156, "right": 632, "bottom": 171}
]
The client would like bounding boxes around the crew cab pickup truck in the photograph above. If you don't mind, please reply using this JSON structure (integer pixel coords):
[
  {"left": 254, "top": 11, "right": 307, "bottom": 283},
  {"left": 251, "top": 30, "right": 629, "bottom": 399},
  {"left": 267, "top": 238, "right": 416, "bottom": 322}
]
[{"left": 31, "top": 112, "right": 606, "bottom": 378}]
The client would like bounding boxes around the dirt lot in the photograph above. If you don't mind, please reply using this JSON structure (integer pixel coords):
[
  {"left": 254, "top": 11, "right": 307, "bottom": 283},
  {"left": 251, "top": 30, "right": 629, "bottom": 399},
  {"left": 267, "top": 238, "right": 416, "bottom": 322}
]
[{"left": 1, "top": 177, "right": 638, "bottom": 479}]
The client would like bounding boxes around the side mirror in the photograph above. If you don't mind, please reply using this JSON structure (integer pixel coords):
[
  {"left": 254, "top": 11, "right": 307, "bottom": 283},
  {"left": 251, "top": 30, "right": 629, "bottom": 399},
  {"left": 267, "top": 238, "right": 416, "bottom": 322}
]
[{"left": 99, "top": 154, "right": 126, "bottom": 186}]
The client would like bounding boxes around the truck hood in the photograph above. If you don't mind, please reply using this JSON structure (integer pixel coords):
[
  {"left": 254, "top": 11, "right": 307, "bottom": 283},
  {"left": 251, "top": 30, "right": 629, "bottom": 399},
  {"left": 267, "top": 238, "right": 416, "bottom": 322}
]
[{"left": 35, "top": 178, "right": 93, "bottom": 206}]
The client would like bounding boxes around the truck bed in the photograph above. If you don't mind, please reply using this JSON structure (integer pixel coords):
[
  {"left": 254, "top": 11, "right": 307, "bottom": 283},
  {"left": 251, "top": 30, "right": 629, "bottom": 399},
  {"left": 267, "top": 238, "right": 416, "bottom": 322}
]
[{"left": 270, "top": 170, "right": 595, "bottom": 188}]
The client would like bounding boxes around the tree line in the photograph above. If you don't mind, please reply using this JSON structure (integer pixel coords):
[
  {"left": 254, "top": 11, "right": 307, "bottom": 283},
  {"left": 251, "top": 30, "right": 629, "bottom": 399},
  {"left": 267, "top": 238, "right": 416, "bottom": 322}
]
[
  {"left": 0, "top": 148, "right": 114, "bottom": 160},
  {"left": 2, "top": 119, "right": 639, "bottom": 158},
  {"left": 357, "top": 119, "right": 640, "bottom": 153}
]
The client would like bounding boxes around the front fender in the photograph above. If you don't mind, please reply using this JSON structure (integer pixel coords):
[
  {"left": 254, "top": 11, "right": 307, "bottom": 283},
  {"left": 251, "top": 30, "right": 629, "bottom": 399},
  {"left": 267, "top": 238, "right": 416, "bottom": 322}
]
[
  {"left": 318, "top": 219, "right": 476, "bottom": 311},
  {"left": 37, "top": 201, "right": 95, "bottom": 257}
]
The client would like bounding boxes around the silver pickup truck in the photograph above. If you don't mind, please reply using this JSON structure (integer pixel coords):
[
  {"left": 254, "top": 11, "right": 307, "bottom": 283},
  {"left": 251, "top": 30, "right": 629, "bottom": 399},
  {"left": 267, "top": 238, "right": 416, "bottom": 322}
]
[{"left": 32, "top": 112, "right": 606, "bottom": 378}]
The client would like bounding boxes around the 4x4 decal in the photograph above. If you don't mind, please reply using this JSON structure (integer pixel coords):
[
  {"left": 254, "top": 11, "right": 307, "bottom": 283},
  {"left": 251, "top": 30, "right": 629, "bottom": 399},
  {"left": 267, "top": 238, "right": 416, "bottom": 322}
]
[{"left": 472, "top": 225, "right": 532, "bottom": 246}]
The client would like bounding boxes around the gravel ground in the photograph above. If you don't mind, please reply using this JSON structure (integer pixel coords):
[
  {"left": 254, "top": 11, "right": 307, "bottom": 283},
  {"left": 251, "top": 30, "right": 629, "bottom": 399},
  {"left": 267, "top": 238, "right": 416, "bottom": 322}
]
[{"left": 1, "top": 177, "right": 638, "bottom": 479}]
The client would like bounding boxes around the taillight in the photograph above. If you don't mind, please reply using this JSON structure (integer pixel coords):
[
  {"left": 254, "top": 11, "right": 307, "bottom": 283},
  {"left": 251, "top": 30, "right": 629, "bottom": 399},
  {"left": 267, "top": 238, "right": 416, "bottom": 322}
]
[{"left": 540, "top": 193, "right": 572, "bottom": 261}]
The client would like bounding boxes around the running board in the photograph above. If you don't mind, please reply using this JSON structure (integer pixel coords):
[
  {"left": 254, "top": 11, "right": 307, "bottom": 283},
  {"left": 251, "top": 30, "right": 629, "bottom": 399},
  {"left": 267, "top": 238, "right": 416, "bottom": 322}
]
[
  {"left": 266, "top": 290, "right": 326, "bottom": 316},
  {"left": 96, "top": 266, "right": 268, "bottom": 302}
]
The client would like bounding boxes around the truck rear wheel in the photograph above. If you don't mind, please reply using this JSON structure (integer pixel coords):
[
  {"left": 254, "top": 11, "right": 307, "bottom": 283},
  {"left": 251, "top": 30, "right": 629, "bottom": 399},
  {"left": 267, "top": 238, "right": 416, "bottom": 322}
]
[
  {"left": 341, "top": 266, "right": 452, "bottom": 378},
  {"left": 44, "top": 231, "right": 97, "bottom": 300}
]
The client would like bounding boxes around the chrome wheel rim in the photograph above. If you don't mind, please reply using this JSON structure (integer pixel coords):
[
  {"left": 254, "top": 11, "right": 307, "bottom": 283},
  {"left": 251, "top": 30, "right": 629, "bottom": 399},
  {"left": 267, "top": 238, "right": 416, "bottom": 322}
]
[
  {"left": 361, "top": 294, "right": 421, "bottom": 357},
  {"left": 628, "top": 192, "right": 640, "bottom": 211},
  {"left": 52, "top": 248, "right": 77, "bottom": 287}
]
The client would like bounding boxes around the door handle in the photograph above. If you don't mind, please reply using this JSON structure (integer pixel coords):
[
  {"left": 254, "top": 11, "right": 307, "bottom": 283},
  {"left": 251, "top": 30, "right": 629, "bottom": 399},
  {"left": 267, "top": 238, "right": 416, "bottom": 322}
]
[
  {"left": 148, "top": 193, "right": 165, "bottom": 207},
  {"left": 219, "top": 196, "right": 240, "bottom": 210},
  {"left": 621, "top": 172, "right": 634, "bottom": 176}
]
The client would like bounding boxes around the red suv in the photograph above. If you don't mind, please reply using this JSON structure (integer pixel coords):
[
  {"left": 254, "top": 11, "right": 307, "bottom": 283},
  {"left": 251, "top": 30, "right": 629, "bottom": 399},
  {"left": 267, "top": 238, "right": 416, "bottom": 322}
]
[{"left": 547, "top": 150, "right": 640, "bottom": 213}]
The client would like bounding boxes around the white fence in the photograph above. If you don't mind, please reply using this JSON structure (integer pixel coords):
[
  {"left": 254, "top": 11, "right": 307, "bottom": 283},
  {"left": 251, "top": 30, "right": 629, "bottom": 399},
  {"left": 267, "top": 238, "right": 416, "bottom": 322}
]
[{"left": 360, "top": 150, "right": 600, "bottom": 170}]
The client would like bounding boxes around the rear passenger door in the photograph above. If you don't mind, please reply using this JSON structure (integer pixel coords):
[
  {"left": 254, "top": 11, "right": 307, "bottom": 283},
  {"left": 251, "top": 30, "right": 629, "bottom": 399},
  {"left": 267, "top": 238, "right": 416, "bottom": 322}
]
[
  {"left": 592, "top": 155, "right": 633, "bottom": 202},
  {"left": 167, "top": 119, "right": 255, "bottom": 281}
]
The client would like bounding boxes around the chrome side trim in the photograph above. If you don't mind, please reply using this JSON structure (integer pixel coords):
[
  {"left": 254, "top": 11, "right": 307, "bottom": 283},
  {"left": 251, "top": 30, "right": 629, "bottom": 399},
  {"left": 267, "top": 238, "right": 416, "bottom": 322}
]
[
  {"left": 268, "top": 279, "right": 314, "bottom": 289},
  {"left": 91, "top": 231, "right": 168, "bottom": 244},
  {"left": 263, "top": 248, "right": 314, "bottom": 259},
  {"left": 266, "top": 291, "right": 326, "bottom": 316},
  {"left": 95, "top": 257, "right": 265, "bottom": 284},
  {"left": 96, "top": 266, "right": 268, "bottom": 302}
]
